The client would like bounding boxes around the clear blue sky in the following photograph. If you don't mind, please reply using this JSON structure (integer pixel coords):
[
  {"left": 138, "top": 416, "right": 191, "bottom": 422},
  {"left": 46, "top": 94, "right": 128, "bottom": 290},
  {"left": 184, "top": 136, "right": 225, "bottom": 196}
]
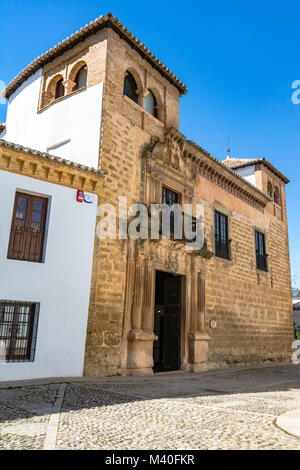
[{"left": 0, "top": 0, "right": 299, "bottom": 283}]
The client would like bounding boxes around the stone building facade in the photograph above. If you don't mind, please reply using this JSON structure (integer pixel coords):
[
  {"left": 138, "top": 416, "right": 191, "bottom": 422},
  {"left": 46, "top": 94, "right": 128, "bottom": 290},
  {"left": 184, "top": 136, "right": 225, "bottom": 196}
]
[{"left": 2, "top": 13, "right": 294, "bottom": 378}]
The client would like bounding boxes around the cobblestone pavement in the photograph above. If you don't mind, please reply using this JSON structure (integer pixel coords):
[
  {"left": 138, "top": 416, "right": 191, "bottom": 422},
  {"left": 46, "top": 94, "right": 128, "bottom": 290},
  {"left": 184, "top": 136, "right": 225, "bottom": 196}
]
[{"left": 1, "top": 364, "right": 300, "bottom": 450}]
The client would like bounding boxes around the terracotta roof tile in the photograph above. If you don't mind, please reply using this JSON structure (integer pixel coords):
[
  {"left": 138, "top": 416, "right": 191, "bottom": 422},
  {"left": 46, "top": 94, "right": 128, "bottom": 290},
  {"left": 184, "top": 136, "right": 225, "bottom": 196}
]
[
  {"left": 0, "top": 139, "right": 106, "bottom": 176},
  {"left": 186, "top": 141, "right": 271, "bottom": 202},
  {"left": 222, "top": 157, "right": 289, "bottom": 183}
]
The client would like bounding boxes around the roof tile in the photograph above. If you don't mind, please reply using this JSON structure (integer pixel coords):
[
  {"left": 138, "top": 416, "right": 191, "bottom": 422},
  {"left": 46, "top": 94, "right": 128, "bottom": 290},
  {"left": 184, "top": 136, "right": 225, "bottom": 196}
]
[{"left": 4, "top": 13, "right": 187, "bottom": 99}]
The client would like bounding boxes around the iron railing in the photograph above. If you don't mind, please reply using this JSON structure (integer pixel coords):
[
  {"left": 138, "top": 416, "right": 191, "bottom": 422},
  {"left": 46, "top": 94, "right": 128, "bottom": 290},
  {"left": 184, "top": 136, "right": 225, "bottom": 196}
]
[
  {"left": 8, "top": 226, "right": 46, "bottom": 262},
  {"left": 215, "top": 237, "right": 231, "bottom": 260},
  {"left": 0, "top": 300, "right": 39, "bottom": 363},
  {"left": 256, "top": 252, "right": 268, "bottom": 271}
]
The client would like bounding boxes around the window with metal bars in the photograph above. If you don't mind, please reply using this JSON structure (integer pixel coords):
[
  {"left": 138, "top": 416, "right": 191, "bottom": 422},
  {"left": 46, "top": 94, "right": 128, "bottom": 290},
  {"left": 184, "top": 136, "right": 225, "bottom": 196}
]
[
  {"left": 0, "top": 301, "right": 39, "bottom": 363},
  {"left": 255, "top": 230, "right": 268, "bottom": 271},
  {"left": 162, "top": 187, "right": 180, "bottom": 239},
  {"left": 7, "top": 192, "right": 48, "bottom": 262},
  {"left": 214, "top": 210, "right": 231, "bottom": 259}
]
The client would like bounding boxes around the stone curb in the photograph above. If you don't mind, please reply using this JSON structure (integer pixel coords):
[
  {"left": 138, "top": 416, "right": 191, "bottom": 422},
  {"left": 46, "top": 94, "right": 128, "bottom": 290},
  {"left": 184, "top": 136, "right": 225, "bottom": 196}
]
[
  {"left": 0, "top": 362, "right": 298, "bottom": 389},
  {"left": 43, "top": 383, "right": 66, "bottom": 450},
  {"left": 276, "top": 409, "right": 300, "bottom": 438}
]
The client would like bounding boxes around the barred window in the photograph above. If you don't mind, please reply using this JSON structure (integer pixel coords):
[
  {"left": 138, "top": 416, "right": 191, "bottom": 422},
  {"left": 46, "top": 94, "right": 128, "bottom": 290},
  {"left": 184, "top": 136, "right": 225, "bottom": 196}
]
[
  {"left": 255, "top": 231, "right": 268, "bottom": 271},
  {"left": 162, "top": 187, "right": 179, "bottom": 239},
  {"left": 0, "top": 301, "right": 40, "bottom": 363},
  {"left": 8, "top": 192, "right": 48, "bottom": 262},
  {"left": 214, "top": 210, "right": 230, "bottom": 259}
]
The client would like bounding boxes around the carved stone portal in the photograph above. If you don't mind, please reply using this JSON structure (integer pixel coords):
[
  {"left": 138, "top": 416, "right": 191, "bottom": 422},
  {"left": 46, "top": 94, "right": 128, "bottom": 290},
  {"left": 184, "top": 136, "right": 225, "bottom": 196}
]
[{"left": 125, "top": 243, "right": 210, "bottom": 376}]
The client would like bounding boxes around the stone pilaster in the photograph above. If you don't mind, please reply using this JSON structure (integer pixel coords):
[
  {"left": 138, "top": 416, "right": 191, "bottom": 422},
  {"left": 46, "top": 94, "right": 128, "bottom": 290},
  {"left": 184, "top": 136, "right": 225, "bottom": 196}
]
[
  {"left": 63, "top": 79, "right": 76, "bottom": 94},
  {"left": 136, "top": 88, "right": 147, "bottom": 108},
  {"left": 41, "top": 90, "right": 53, "bottom": 108},
  {"left": 127, "top": 258, "right": 157, "bottom": 376},
  {"left": 188, "top": 268, "right": 210, "bottom": 372}
]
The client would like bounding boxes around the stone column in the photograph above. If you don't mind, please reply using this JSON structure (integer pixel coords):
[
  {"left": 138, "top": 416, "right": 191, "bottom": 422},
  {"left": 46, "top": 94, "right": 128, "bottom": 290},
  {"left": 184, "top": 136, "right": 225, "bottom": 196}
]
[
  {"left": 142, "top": 260, "right": 155, "bottom": 331},
  {"left": 136, "top": 88, "right": 148, "bottom": 108},
  {"left": 131, "top": 260, "right": 144, "bottom": 330},
  {"left": 127, "top": 258, "right": 157, "bottom": 376},
  {"left": 197, "top": 270, "right": 206, "bottom": 332},
  {"left": 63, "top": 79, "right": 76, "bottom": 94},
  {"left": 188, "top": 267, "right": 210, "bottom": 372}
]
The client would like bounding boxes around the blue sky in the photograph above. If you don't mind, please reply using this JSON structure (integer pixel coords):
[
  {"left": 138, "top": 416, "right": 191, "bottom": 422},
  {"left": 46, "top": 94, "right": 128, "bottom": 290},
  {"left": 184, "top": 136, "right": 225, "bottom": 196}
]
[{"left": 0, "top": 0, "right": 299, "bottom": 282}]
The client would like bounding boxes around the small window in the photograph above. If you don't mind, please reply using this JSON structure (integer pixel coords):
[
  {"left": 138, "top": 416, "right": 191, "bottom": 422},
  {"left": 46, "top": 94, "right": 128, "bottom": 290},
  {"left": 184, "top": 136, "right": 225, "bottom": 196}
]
[
  {"left": 267, "top": 182, "right": 273, "bottom": 199},
  {"left": 255, "top": 230, "right": 268, "bottom": 271},
  {"left": 123, "top": 71, "right": 138, "bottom": 103},
  {"left": 55, "top": 78, "right": 64, "bottom": 99},
  {"left": 274, "top": 187, "right": 281, "bottom": 206},
  {"left": 8, "top": 192, "right": 48, "bottom": 262},
  {"left": 145, "top": 89, "right": 158, "bottom": 118},
  {"left": 214, "top": 211, "right": 230, "bottom": 259},
  {"left": 0, "top": 301, "right": 40, "bottom": 363},
  {"left": 162, "top": 187, "right": 179, "bottom": 239},
  {"left": 73, "top": 66, "right": 87, "bottom": 91}
]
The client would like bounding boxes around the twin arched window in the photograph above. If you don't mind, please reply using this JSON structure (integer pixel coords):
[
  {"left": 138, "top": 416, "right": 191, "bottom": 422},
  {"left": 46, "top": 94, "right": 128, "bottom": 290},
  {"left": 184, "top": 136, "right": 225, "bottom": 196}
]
[
  {"left": 267, "top": 181, "right": 281, "bottom": 206},
  {"left": 123, "top": 71, "right": 159, "bottom": 119},
  {"left": 44, "top": 62, "right": 88, "bottom": 108}
]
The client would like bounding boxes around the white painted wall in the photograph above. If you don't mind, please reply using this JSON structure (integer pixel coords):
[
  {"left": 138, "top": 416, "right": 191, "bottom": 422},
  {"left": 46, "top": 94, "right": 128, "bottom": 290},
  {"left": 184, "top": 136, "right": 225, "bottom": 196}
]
[
  {"left": 235, "top": 165, "right": 256, "bottom": 186},
  {"left": 0, "top": 170, "right": 98, "bottom": 381},
  {"left": 2, "top": 70, "right": 103, "bottom": 168}
]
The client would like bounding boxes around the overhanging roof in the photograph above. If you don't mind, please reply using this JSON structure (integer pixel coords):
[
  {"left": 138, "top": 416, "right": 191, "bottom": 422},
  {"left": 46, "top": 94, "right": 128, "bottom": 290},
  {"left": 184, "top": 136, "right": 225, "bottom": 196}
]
[
  {"left": 222, "top": 157, "right": 289, "bottom": 184},
  {"left": 3, "top": 13, "right": 187, "bottom": 100}
]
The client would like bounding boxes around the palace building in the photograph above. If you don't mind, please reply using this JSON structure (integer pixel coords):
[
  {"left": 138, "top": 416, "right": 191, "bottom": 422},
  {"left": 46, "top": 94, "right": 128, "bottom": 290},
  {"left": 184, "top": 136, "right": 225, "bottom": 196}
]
[{"left": 0, "top": 13, "right": 293, "bottom": 380}]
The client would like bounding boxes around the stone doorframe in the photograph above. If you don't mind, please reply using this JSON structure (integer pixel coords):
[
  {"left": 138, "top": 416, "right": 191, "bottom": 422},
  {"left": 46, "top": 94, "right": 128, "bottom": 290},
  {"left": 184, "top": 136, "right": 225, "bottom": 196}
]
[{"left": 120, "top": 239, "right": 211, "bottom": 376}]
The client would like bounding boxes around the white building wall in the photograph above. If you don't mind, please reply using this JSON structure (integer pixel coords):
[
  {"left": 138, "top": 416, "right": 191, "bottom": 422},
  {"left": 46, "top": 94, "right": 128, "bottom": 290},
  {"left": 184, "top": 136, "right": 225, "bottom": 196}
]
[
  {"left": 0, "top": 170, "right": 97, "bottom": 381},
  {"left": 235, "top": 165, "right": 256, "bottom": 186},
  {"left": 2, "top": 70, "right": 103, "bottom": 168}
]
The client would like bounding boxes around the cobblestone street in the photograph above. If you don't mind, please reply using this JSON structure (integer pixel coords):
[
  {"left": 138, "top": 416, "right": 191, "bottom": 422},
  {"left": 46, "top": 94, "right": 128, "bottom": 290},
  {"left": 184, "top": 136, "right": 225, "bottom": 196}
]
[{"left": 1, "top": 364, "right": 300, "bottom": 450}]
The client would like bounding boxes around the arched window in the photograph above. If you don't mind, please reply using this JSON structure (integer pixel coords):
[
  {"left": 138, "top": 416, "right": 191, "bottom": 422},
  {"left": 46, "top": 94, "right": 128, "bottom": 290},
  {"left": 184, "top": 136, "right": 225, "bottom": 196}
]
[
  {"left": 145, "top": 89, "right": 158, "bottom": 118},
  {"left": 55, "top": 78, "right": 64, "bottom": 99},
  {"left": 274, "top": 187, "right": 281, "bottom": 206},
  {"left": 267, "top": 182, "right": 273, "bottom": 199},
  {"left": 73, "top": 66, "right": 87, "bottom": 91},
  {"left": 123, "top": 71, "right": 138, "bottom": 103}
]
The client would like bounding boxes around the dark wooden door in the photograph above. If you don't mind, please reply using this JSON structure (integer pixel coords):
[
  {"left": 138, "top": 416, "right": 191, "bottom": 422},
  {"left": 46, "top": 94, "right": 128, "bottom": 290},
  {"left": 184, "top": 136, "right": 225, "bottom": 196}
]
[{"left": 153, "top": 272, "right": 181, "bottom": 372}]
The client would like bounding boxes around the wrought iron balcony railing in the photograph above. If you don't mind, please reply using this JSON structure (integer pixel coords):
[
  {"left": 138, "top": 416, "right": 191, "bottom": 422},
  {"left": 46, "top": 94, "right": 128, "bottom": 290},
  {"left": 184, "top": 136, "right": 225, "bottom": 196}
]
[
  {"left": 215, "top": 237, "right": 231, "bottom": 260},
  {"left": 256, "top": 252, "right": 268, "bottom": 271}
]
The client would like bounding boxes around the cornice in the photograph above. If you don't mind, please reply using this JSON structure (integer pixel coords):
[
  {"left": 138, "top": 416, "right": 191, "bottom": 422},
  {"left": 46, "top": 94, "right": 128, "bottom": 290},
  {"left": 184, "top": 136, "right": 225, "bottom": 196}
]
[
  {"left": 0, "top": 140, "right": 104, "bottom": 193},
  {"left": 184, "top": 141, "right": 271, "bottom": 211}
]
